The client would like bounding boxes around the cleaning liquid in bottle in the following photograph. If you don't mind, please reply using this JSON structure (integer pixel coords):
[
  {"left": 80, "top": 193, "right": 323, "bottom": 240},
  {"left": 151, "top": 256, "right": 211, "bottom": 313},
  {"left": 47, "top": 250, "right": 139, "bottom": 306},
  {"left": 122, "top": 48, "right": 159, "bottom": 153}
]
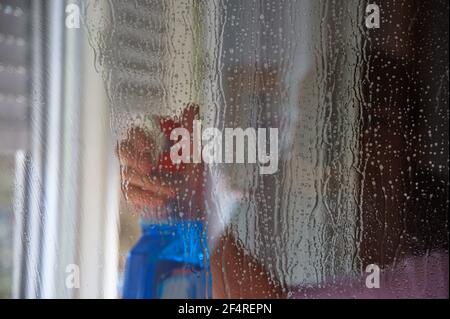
[{"left": 122, "top": 201, "right": 212, "bottom": 299}]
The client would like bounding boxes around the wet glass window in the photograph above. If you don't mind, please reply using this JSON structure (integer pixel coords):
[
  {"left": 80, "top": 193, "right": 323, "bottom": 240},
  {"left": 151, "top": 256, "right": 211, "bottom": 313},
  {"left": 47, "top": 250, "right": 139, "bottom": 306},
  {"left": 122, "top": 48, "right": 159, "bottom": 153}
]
[{"left": 0, "top": 0, "right": 448, "bottom": 299}]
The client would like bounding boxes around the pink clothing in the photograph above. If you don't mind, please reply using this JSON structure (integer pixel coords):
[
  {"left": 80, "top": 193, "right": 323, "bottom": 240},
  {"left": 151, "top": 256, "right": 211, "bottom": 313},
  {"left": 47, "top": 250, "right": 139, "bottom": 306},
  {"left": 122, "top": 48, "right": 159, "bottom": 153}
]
[{"left": 293, "top": 252, "right": 448, "bottom": 299}]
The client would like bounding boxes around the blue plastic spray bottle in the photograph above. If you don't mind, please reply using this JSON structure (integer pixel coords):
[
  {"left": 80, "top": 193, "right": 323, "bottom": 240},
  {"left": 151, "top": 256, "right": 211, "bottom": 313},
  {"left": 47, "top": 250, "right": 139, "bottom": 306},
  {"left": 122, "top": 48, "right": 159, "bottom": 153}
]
[{"left": 122, "top": 200, "right": 212, "bottom": 299}]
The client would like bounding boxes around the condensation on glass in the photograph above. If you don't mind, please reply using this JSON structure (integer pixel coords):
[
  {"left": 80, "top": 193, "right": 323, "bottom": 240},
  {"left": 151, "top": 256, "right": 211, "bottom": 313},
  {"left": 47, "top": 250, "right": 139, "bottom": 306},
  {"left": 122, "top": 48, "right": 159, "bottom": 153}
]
[
  {"left": 0, "top": 0, "right": 447, "bottom": 299},
  {"left": 84, "top": 0, "right": 448, "bottom": 298}
]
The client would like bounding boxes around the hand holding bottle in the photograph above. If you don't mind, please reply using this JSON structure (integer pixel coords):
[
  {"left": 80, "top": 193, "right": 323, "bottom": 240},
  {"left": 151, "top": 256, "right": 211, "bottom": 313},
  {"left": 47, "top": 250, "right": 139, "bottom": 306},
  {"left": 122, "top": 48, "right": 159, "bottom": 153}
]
[{"left": 117, "top": 104, "right": 205, "bottom": 219}]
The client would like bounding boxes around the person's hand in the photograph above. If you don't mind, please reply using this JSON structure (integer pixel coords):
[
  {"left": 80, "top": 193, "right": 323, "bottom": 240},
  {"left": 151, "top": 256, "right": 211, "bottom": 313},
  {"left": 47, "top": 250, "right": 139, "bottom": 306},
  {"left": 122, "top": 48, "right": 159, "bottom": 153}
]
[{"left": 117, "top": 105, "right": 205, "bottom": 219}]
